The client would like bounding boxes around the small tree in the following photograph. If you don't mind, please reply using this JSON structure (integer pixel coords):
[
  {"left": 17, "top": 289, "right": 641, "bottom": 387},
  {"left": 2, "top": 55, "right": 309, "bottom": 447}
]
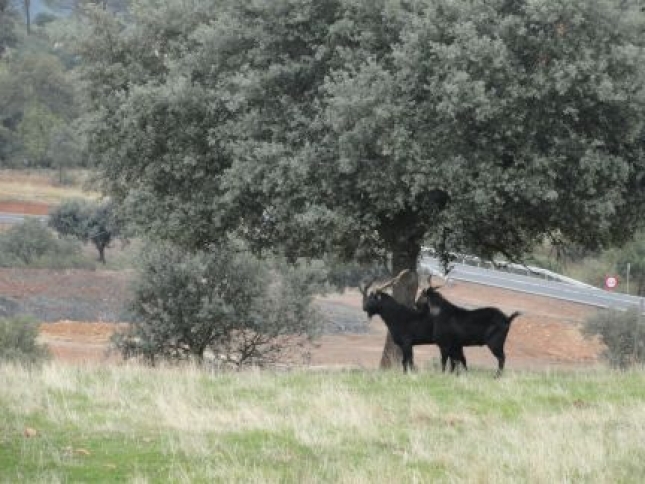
[
  {"left": 47, "top": 124, "right": 83, "bottom": 185},
  {"left": 0, "top": 316, "right": 50, "bottom": 365},
  {"left": 583, "top": 308, "right": 645, "bottom": 369},
  {"left": 112, "top": 242, "right": 324, "bottom": 367},
  {"left": 49, "top": 198, "right": 120, "bottom": 264}
]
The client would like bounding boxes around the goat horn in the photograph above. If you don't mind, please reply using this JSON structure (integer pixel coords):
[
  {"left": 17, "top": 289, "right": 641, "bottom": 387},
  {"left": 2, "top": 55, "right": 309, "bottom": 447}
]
[
  {"left": 373, "top": 269, "right": 412, "bottom": 292},
  {"left": 425, "top": 273, "right": 445, "bottom": 291},
  {"left": 359, "top": 276, "right": 378, "bottom": 297}
]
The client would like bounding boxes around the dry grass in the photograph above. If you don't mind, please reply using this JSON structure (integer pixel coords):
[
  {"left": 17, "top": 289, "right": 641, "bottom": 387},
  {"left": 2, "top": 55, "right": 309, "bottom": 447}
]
[
  {"left": 0, "top": 169, "right": 97, "bottom": 205},
  {"left": 1, "top": 362, "right": 644, "bottom": 482}
]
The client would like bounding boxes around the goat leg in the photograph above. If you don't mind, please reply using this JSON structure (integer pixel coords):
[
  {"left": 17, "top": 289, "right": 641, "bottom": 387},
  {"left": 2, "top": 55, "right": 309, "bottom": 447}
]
[
  {"left": 401, "top": 345, "right": 414, "bottom": 374},
  {"left": 439, "top": 347, "right": 450, "bottom": 372},
  {"left": 492, "top": 349, "right": 505, "bottom": 378}
]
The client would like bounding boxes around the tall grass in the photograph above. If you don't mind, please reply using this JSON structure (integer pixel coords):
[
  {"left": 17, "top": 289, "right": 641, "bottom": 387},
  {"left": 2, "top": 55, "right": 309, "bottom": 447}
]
[
  {"left": 0, "top": 169, "right": 97, "bottom": 205},
  {"left": 1, "top": 363, "right": 644, "bottom": 483}
]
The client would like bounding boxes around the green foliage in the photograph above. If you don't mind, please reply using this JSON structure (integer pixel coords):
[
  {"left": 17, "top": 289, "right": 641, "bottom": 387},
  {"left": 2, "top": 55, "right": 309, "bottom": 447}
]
[
  {"left": 0, "top": 25, "right": 81, "bottom": 168},
  {"left": 323, "top": 258, "right": 390, "bottom": 291},
  {"left": 113, "top": 241, "right": 323, "bottom": 366},
  {"left": 0, "top": 0, "right": 17, "bottom": 58},
  {"left": 0, "top": 218, "right": 87, "bottom": 268},
  {"left": 615, "top": 232, "right": 645, "bottom": 296},
  {"left": 75, "top": 0, "right": 645, "bottom": 277},
  {"left": 583, "top": 307, "right": 645, "bottom": 369},
  {"left": 0, "top": 219, "right": 52, "bottom": 265},
  {"left": 48, "top": 198, "right": 120, "bottom": 263},
  {"left": 48, "top": 198, "right": 91, "bottom": 239},
  {"left": 34, "top": 12, "right": 58, "bottom": 27},
  {"left": 566, "top": 255, "right": 614, "bottom": 289},
  {"left": 0, "top": 316, "right": 49, "bottom": 364},
  {"left": 552, "top": 232, "right": 645, "bottom": 293},
  {"left": 47, "top": 124, "right": 84, "bottom": 183},
  {"left": 17, "top": 101, "right": 63, "bottom": 165}
]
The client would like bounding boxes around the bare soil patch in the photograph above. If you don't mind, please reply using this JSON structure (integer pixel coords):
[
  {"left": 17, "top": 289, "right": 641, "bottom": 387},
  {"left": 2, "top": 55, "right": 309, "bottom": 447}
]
[
  {"left": 0, "top": 268, "right": 132, "bottom": 322},
  {"left": 39, "top": 321, "right": 125, "bottom": 363},
  {"left": 0, "top": 200, "right": 50, "bottom": 215}
]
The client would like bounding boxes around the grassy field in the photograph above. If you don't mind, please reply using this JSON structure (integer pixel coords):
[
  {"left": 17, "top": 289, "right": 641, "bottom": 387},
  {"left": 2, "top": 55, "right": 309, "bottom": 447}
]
[
  {"left": 1, "top": 363, "right": 644, "bottom": 483},
  {"left": 0, "top": 169, "right": 96, "bottom": 205}
]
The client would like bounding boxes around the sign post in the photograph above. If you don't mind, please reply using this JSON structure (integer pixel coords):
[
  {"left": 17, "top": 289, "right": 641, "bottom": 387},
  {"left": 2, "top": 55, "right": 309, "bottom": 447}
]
[{"left": 634, "top": 298, "right": 644, "bottom": 362}]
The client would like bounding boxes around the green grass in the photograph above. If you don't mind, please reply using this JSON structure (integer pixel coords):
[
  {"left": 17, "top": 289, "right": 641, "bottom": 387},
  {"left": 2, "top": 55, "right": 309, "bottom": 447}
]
[{"left": 1, "top": 363, "right": 645, "bottom": 483}]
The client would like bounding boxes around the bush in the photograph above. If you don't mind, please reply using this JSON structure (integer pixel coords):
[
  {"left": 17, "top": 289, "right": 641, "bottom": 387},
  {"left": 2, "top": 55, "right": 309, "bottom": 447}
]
[
  {"left": 0, "top": 219, "right": 90, "bottom": 269},
  {"left": 0, "top": 316, "right": 50, "bottom": 365},
  {"left": 49, "top": 198, "right": 121, "bottom": 264},
  {"left": 615, "top": 232, "right": 645, "bottom": 296},
  {"left": 112, "top": 242, "right": 325, "bottom": 367},
  {"left": 583, "top": 308, "right": 645, "bottom": 369}
]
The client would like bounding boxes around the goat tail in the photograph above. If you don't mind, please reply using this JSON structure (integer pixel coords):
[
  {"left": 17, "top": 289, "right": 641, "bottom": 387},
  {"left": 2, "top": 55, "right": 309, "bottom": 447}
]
[{"left": 508, "top": 311, "right": 521, "bottom": 324}]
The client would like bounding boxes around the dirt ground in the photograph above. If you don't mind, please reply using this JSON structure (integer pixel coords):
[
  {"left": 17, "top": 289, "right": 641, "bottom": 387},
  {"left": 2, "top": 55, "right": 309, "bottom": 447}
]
[
  {"left": 38, "top": 281, "right": 606, "bottom": 370},
  {"left": 0, "top": 200, "right": 50, "bottom": 215}
]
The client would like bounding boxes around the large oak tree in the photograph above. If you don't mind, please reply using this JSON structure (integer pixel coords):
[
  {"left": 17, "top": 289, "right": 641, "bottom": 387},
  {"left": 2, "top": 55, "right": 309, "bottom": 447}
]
[{"left": 76, "top": 0, "right": 645, "bottom": 366}]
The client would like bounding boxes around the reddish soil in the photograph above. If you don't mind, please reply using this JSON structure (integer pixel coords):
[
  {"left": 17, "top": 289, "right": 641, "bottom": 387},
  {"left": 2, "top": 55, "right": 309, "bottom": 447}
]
[
  {"left": 37, "top": 281, "right": 606, "bottom": 370},
  {"left": 0, "top": 200, "right": 50, "bottom": 216},
  {"left": 39, "top": 321, "right": 126, "bottom": 363}
]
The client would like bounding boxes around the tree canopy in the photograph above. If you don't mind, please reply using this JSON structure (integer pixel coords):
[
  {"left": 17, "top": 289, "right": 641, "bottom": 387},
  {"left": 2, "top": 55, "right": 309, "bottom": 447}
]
[
  {"left": 48, "top": 198, "right": 120, "bottom": 263},
  {"left": 76, "top": 0, "right": 645, "bottom": 274},
  {"left": 0, "top": 12, "right": 82, "bottom": 169}
]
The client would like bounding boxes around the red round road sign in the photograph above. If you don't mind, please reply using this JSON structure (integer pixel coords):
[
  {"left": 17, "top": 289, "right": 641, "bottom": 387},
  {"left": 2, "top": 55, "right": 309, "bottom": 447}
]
[{"left": 605, "top": 276, "right": 618, "bottom": 290}]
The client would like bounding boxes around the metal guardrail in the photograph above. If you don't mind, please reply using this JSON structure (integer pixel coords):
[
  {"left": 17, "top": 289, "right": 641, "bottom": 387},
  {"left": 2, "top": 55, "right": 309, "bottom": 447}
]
[
  {"left": 420, "top": 246, "right": 596, "bottom": 288},
  {"left": 420, "top": 253, "right": 645, "bottom": 315}
]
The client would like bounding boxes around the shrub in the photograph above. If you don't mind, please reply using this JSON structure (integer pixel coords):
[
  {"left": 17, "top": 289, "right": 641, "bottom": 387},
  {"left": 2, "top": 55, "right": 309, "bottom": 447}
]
[
  {"left": 583, "top": 307, "right": 645, "bottom": 369},
  {"left": 112, "top": 242, "right": 324, "bottom": 367},
  {"left": 615, "top": 232, "right": 645, "bottom": 296},
  {"left": 0, "top": 219, "right": 89, "bottom": 268},
  {"left": 0, "top": 316, "right": 50, "bottom": 365},
  {"left": 49, "top": 198, "right": 122, "bottom": 264}
]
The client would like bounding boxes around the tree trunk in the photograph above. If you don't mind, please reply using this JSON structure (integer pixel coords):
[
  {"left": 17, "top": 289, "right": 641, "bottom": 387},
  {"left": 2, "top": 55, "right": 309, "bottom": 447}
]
[
  {"left": 23, "top": 0, "right": 30, "bottom": 35},
  {"left": 96, "top": 243, "right": 106, "bottom": 264},
  {"left": 379, "top": 243, "right": 420, "bottom": 369}
]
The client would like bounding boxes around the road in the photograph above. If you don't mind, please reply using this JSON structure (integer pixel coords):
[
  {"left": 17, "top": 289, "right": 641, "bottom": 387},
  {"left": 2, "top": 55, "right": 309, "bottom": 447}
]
[
  {"left": 0, "top": 212, "right": 48, "bottom": 224},
  {"left": 420, "top": 256, "right": 645, "bottom": 312}
]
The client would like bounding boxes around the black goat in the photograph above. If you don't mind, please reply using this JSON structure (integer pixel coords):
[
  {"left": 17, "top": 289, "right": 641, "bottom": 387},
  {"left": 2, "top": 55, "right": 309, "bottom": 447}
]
[
  {"left": 360, "top": 279, "right": 466, "bottom": 373},
  {"left": 417, "top": 285, "right": 520, "bottom": 377}
]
